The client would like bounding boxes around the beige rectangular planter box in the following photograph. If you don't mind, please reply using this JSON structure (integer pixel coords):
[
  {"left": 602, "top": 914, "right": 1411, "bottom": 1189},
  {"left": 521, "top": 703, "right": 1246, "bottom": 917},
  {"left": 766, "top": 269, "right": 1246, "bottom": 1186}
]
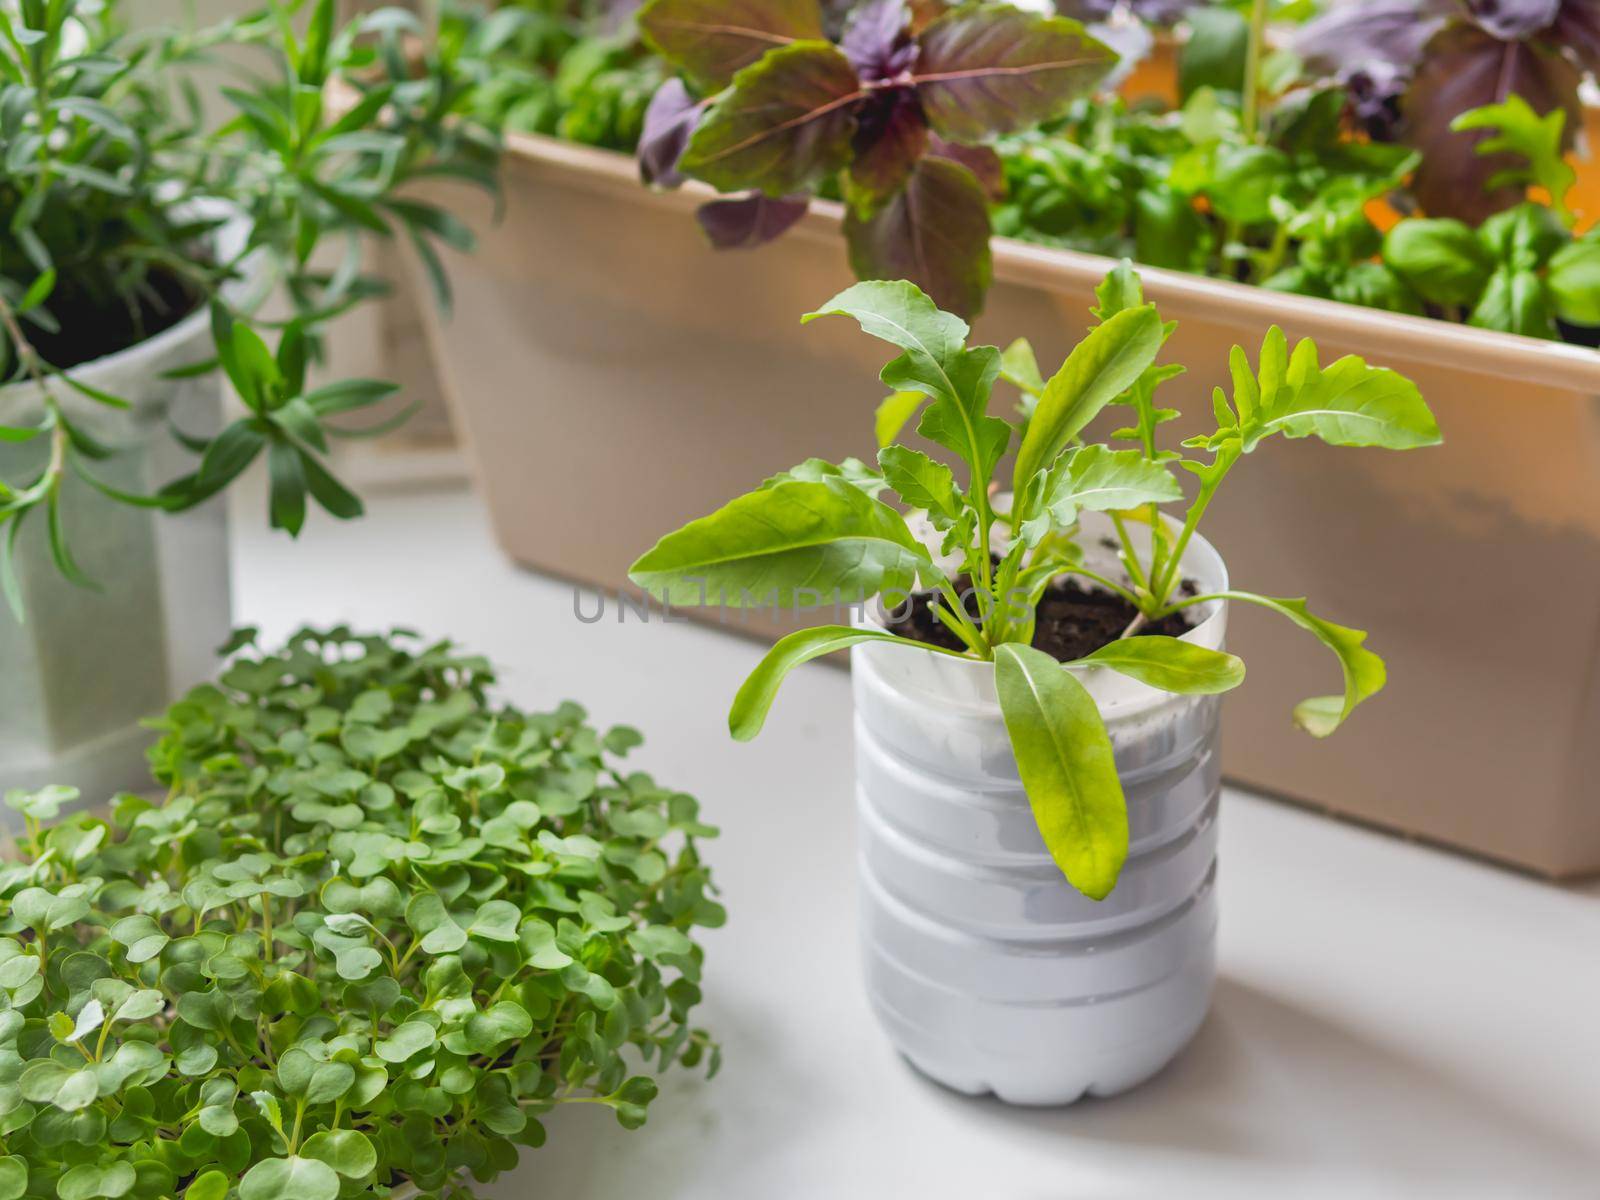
[{"left": 407, "top": 131, "right": 1600, "bottom": 880}]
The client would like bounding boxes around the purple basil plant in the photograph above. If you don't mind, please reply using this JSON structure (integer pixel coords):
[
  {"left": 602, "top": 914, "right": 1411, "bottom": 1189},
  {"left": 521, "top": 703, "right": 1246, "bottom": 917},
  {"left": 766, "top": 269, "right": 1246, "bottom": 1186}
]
[
  {"left": 633, "top": 0, "right": 1115, "bottom": 316},
  {"left": 1055, "top": 0, "right": 1198, "bottom": 26},
  {"left": 1298, "top": 0, "right": 1599, "bottom": 223}
]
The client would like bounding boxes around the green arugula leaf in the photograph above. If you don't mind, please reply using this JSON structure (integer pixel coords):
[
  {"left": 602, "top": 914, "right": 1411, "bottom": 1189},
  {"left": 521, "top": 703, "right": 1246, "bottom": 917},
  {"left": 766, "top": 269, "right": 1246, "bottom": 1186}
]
[
  {"left": 875, "top": 391, "right": 927, "bottom": 448},
  {"left": 1452, "top": 96, "right": 1577, "bottom": 225},
  {"left": 1235, "top": 329, "right": 1442, "bottom": 451},
  {"left": 803, "top": 279, "right": 971, "bottom": 405},
  {"left": 729, "top": 625, "right": 966, "bottom": 742},
  {"left": 628, "top": 478, "right": 932, "bottom": 608},
  {"left": 1031, "top": 445, "right": 1182, "bottom": 527},
  {"left": 1000, "top": 338, "right": 1045, "bottom": 401},
  {"left": 1012, "top": 305, "right": 1166, "bottom": 497},
  {"left": 878, "top": 445, "right": 963, "bottom": 523},
  {"left": 994, "top": 643, "right": 1128, "bottom": 901},
  {"left": 1210, "top": 592, "right": 1385, "bottom": 736},
  {"left": 1078, "top": 636, "right": 1245, "bottom": 695}
]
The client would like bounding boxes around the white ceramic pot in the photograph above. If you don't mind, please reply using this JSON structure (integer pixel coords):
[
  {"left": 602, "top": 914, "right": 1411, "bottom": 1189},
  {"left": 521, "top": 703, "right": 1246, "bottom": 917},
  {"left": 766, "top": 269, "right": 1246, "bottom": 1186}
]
[
  {"left": 0, "top": 301, "right": 230, "bottom": 803},
  {"left": 852, "top": 521, "right": 1228, "bottom": 1105}
]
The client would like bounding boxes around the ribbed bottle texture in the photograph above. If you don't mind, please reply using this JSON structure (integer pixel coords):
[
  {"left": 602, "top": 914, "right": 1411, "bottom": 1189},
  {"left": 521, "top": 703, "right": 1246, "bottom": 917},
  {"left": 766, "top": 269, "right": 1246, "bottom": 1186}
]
[{"left": 851, "top": 641, "right": 1222, "bottom": 1106}]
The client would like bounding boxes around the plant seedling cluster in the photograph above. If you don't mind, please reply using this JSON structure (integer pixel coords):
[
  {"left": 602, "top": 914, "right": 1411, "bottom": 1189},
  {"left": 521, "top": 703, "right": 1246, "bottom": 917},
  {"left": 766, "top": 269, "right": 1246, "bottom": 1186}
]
[
  {"left": 631, "top": 262, "right": 1440, "bottom": 900},
  {"left": 0, "top": 628, "right": 721, "bottom": 1200}
]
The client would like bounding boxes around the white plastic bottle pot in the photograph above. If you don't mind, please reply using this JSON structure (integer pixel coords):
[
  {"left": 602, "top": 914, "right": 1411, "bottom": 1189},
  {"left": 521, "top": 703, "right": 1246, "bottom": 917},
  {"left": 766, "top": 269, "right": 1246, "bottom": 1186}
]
[{"left": 851, "top": 523, "right": 1228, "bottom": 1105}]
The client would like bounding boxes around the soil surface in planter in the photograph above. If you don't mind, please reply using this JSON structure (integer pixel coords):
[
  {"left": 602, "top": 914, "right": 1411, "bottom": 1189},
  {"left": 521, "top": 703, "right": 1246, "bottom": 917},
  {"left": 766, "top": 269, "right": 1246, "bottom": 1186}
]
[
  {"left": 27, "top": 269, "right": 202, "bottom": 371},
  {"left": 888, "top": 576, "right": 1195, "bottom": 663}
]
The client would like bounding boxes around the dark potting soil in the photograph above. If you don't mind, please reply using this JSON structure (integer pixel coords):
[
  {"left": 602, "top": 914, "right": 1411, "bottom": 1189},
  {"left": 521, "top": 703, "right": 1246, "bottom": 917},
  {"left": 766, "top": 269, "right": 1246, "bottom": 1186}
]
[
  {"left": 26, "top": 269, "right": 202, "bottom": 371},
  {"left": 886, "top": 574, "right": 1195, "bottom": 664},
  {"left": 1558, "top": 320, "right": 1600, "bottom": 350}
]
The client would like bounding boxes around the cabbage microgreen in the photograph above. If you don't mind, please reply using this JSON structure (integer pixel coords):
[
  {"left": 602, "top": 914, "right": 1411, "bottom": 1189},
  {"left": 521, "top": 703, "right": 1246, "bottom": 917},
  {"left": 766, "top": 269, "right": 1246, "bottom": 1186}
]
[{"left": 0, "top": 628, "right": 722, "bottom": 1200}]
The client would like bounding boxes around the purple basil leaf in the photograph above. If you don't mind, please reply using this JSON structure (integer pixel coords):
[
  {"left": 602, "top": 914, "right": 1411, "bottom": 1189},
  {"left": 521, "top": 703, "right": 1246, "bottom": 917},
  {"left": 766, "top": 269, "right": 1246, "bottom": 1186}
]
[
  {"left": 1465, "top": 0, "right": 1561, "bottom": 38},
  {"left": 842, "top": 0, "right": 917, "bottom": 79},
  {"left": 600, "top": 0, "right": 646, "bottom": 35},
  {"left": 1130, "top": 0, "right": 1199, "bottom": 23},
  {"left": 1055, "top": 0, "right": 1117, "bottom": 18},
  {"left": 1057, "top": 0, "right": 1195, "bottom": 25},
  {"left": 849, "top": 87, "right": 928, "bottom": 200},
  {"left": 1344, "top": 65, "right": 1411, "bottom": 140},
  {"left": 696, "top": 193, "right": 811, "bottom": 248},
  {"left": 638, "top": 78, "right": 702, "bottom": 187},
  {"left": 1553, "top": 0, "right": 1600, "bottom": 72},
  {"left": 912, "top": 5, "right": 1115, "bottom": 143},
  {"left": 821, "top": 0, "right": 860, "bottom": 39},
  {"left": 908, "top": 0, "right": 954, "bottom": 35},
  {"left": 637, "top": 0, "right": 826, "bottom": 92},
  {"left": 679, "top": 42, "right": 864, "bottom": 195},
  {"left": 843, "top": 155, "right": 993, "bottom": 318},
  {"left": 1404, "top": 23, "right": 1584, "bottom": 223},
  {"left": 1295, "top": 0, "right": 1450, "bottom": 87},
  {"left": 927, "top": 135, "right": 1004, "bottom": 201}
]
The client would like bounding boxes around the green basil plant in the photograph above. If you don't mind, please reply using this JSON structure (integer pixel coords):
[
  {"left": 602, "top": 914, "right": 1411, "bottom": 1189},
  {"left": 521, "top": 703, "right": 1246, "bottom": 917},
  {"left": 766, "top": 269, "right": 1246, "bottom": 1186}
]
[
  {"left": 1383, "top": 97, "right": 1600, "bottom": 339},
  {"left": 465, "top": 1, "right": 668, "bottom": 152},
  {"left": 630, "top": 262, "right": 1441, "bottom": 901},
  {"left": 0, "top": 628, "right": 722, "bottom": 1200}
]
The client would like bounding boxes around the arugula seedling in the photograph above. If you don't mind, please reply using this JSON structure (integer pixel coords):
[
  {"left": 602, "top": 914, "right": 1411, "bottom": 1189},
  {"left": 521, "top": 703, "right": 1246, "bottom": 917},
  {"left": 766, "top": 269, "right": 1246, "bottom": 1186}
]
[{"left": 631, "top": 261, "right": 1440, "bottom": 900}]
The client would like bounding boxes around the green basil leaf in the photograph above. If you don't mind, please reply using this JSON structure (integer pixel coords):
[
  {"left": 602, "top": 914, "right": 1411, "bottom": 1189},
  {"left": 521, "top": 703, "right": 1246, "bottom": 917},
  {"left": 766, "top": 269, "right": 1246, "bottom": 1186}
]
[
  {"left": 1547, "top": 237, "right": 1600, "bottom": 327},
  {"left": 1470, "top": 268, "right": 1556, "bottom": 340},
  {"left": 1383, "top": 219, "right": 1494, "bottom": 307}
]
